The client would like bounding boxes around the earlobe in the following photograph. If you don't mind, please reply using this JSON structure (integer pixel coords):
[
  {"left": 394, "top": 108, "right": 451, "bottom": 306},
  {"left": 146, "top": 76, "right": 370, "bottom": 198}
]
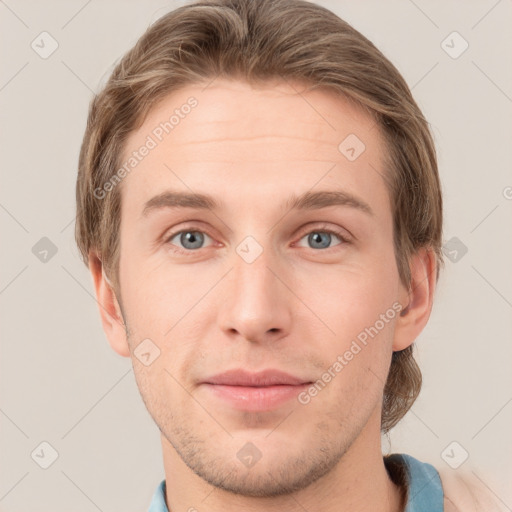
[
  {"left": 392, "top": 248, "right": 437, "bottom": 352},
  {"left": 89, "top": 252, "right": 131, "bottom": 358}
]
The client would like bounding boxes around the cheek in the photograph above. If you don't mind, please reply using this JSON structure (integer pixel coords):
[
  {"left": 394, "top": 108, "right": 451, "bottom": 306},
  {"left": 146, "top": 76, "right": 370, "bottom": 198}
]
[
  {"left": 119, "top": 254, "right": 194, "bottom": 335},
  {"left": 302, "top": 260, "right": 399, "bottom": 336},
  {"left": 131, "top": 360, "right": 181, "bottom": 429},
  {"left": 295, "top": 255, "right": 399, "bottom": 391}
]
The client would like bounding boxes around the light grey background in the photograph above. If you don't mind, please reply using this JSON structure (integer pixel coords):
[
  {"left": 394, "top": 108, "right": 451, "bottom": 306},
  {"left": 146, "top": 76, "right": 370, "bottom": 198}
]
[{"left": 1, "top": 1, "right": 511, "bottom": 511}]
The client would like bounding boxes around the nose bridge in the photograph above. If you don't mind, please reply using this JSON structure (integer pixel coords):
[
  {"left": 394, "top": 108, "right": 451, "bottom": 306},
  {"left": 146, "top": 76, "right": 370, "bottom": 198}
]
[
  {"left": 218, "top": 233, "right": 291, "bottom": 342},
  {"left": 234, "top": 236, "right": 276, "bottom": 297}
]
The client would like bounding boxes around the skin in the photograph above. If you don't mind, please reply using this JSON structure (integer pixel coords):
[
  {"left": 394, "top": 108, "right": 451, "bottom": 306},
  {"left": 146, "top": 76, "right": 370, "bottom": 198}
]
[{"left": 90, "top": 79, "right": 436, "bottom": 512}]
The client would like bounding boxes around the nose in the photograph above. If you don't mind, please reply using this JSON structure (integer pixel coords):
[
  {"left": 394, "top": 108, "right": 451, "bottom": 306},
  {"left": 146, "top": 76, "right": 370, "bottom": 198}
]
[{"left": 217, "top": 240, "right": 293, "bottom": 345}]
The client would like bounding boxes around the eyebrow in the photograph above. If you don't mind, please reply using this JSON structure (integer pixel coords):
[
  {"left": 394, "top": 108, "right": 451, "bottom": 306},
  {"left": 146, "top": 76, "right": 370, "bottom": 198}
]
[{"left": 141, "top": 189, "right": 374, "bottom": 218}]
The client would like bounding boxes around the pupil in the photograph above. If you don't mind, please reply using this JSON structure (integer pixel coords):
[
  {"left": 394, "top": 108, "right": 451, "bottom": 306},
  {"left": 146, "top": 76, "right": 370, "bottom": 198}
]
[
  {"left": 182, "top": 231, "right": 202, "bottom": 249},
  {"left": 311, "top": 232, "right": 330, "bottom": 249}
]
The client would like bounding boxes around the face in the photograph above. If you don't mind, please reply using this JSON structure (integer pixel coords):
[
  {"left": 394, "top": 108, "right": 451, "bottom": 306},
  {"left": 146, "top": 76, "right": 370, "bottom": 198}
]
[{"left": 109, "top": 79, "right": 414, "bottom": 496}]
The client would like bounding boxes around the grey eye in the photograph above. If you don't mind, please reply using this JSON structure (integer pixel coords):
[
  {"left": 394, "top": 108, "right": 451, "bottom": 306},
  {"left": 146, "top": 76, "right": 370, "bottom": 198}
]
[
  {"left": 296, "top": 231, "right": 344, "bottom": 250},
  {"left": 169, "top": 231, "right": 211, "bottom": 250}
]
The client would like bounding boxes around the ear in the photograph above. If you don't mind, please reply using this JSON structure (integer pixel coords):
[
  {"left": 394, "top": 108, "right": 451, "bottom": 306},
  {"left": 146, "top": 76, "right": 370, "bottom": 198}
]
[
  {"left": 89, "top": 251, "right": 131, "bottom": 357},
  {"left": 392, "top": 247, "right": 437, "bottom": 351}
]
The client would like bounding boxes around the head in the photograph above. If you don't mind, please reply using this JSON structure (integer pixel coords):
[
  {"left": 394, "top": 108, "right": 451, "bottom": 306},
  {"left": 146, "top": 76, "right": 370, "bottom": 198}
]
[{"left": 75, "top": 0, "right": 443, "bottom": 497}]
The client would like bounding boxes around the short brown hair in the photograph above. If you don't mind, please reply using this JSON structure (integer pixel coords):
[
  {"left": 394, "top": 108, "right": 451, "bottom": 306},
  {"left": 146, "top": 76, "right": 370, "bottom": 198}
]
[{"left": 75, "top": 0, "right": 444, "bottom": 433}]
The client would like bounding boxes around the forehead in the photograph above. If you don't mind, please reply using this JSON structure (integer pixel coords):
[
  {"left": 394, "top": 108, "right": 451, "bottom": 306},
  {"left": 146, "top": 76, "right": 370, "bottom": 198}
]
[{"left": 119, "top": 79, "right": 389, "bottom": 220}]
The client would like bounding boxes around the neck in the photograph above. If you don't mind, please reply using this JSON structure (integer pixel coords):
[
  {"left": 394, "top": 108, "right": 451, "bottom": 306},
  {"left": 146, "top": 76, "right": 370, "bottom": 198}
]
[{"left": 160, "top": 409, "right": 405, "bottom": 512}]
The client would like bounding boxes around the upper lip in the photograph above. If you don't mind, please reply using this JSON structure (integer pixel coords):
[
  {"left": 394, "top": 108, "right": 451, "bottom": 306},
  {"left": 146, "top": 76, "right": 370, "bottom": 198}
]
[{"left": 202, "top": 369, "right": 311, "bottom": 387}]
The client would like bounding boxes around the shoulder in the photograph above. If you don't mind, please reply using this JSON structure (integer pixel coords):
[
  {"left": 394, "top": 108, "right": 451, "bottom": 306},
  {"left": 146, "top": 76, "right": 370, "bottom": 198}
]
[
  {"left": 437, "top": 466, "right": 509, "bottom": 512},
  {"left": 385, "top": 453, "right": 509, "bottom": 512}
]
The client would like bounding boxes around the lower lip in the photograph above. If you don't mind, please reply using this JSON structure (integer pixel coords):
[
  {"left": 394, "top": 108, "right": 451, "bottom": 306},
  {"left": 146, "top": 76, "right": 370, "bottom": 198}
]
[{"left": 202, "top": 383, "right": 310, "bottom": 411}]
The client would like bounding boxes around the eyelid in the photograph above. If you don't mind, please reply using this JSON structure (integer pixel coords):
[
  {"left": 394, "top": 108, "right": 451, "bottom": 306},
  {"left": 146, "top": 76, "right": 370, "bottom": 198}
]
[{"left": 293, "top": 222, "right": 352, "bottom": 243}]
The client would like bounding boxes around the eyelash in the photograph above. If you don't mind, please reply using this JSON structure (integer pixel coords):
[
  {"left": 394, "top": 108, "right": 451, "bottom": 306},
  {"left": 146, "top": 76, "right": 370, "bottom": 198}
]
[{"left": 163, "top": 223, "right": 351, "bottom": 255}]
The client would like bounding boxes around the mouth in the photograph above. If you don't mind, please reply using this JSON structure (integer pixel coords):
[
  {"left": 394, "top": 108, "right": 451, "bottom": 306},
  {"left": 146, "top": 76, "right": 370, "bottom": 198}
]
[
  {"left": 200, "top": 369, "right": 312, "bottom": 412},
  {"left": 201, "top": 383, "right": 311, "bottom": 411}
]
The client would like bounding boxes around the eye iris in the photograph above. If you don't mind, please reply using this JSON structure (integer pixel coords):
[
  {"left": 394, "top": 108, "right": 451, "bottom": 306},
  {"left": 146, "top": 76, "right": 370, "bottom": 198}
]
[
  {"left": 309, "top": 232, "right": 332, "bottom": 249},
  {"left": 181, "top": 231, "right": 204, "bottom": 250}
]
